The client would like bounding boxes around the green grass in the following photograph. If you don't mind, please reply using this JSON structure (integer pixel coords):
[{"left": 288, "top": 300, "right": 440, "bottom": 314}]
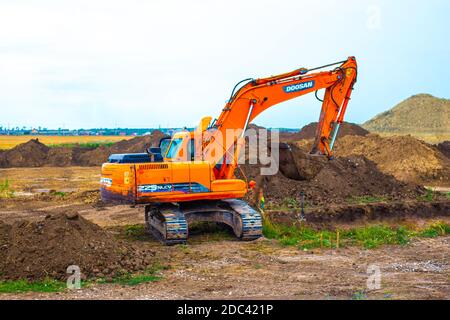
[
  {"left": 262, "top": 218, "right": 337, "bottom": 249},
  {"left": 50, "top": 190, "right": 67, "bottom": 198},
  {"left": 343, "top": 225, "right": 411, "bottom": 249},
  {"left": 267, "top": 197, "right": 304, "bottom": 210},
  {"left": 418, "top": 188, "right": 437, "bottom": 202},
  {"left": 446, "top": 192, "right": 450, "bottom": 200},
  {"left": 0, "top": 179, "right": 15, "bottom": 198},
  {"left": 351, "top": 290, "right": 368, "bottom": 300},
  {"left": 123, "top": 224, "right": 149, "bottom": 241},
  {"left": 0, "top": 279, "right": 65, "bottom": 293},
  {"left": 262, "top": 217, "right": 450, "bottom": 250},
  {"left": 419, "top": 222, "right": 450, "bottom": 238},
  {"left": 98, "top": 263, "right": 165, "bottom": 286},
  {"left": 48, "top": 142, "right": 115, "bottom": 149}
]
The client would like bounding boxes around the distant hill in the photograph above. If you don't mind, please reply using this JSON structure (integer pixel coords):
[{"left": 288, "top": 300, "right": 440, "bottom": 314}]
[{"left": 362, "top": 94, "right": 449, "bottom": 143}]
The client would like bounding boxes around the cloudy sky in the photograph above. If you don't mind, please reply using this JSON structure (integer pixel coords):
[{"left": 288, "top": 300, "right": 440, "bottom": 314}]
[{"left": 0, "top": 0, "right": 449, "bottom": 129}]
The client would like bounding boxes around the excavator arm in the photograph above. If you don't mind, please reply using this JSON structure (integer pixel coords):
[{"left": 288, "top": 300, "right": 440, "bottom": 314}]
[{"left": 202, "top": 56, "right": 358, "bottom": 179}]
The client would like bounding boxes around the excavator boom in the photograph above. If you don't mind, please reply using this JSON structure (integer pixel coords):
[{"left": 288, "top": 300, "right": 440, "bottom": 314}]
[{"left": 203, "top": 57, "right": 357, "bottom": 178}]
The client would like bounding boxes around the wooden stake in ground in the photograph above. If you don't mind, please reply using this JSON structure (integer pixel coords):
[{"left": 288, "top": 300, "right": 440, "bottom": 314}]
[{"left": 336, "top": 231, "right": 340, "bottom": 249}]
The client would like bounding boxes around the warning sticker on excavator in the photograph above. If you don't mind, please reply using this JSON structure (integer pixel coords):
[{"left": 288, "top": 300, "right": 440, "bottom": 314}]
[{"left": 283, "top": 80, "right": 315, "bottom": 93}]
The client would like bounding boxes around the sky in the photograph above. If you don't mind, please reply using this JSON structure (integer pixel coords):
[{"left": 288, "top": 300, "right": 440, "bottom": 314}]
[{"left": 0, "top": 0, "right": 449, "bottom": 129}]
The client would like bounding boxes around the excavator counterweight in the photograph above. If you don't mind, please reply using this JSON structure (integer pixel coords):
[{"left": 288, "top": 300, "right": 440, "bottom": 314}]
[{"left": 100, "top": 57, "right": 358, "bottom": 245}]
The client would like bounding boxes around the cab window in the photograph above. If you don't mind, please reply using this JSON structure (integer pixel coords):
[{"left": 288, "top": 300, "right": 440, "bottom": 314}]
[
  {"left": 165, "top": 138, "right": 183, "bottom": 159},
  {"left": 187, "top": 139, "right": 195, "bottom": 161}
]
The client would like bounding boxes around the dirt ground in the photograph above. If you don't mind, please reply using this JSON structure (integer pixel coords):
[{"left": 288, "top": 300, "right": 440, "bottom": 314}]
[{"left": 0, "top": 167, "right": 449, "bottom": 300}]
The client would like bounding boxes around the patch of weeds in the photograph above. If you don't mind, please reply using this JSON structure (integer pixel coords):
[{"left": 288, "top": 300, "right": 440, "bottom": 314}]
[
  {"left": 344, "top": 225, "right": 411, "bottom": 249},
  {"left": 418, "top": 188, "right": 437, "bottom": 202},
  {"left": 99, "top": 264, "right": 165, "bottom": 286},
  {"left": 383, "top": 292, "right": 394, "bottom": 300},
  {"left": 346, "top": 195, "right": 387, "bottom": 204},
  {"left": 50, "top": 191, "right": 67, "bottom": 198},
  {"left": 0, "top": 179, "right": 15, "bottom": 198},
  {"left": 351, "top": 290, "right": 367, "bottom": 300},
  {"left": 267, "top": 197, "right": 304, "bottom": 210},
  {"left": 124, "top": 224, "right": 148, "bottom": 241},
  {"left": 263, "top": 216, "right": 450, "bottom": 250},
  {"left": 178, "top": 244, "right": 192, "bottom": 254},
  {"left": 262, "top": 218, "right": 337, "bottom": 250},
  {"left": 0, "top": 278, "right": 65, "bottom": 293},
  {"left": 446, "top": 192, "right": 450, "bottom": 200},
  {"left": 282, "top": 197, "right": 300, "bottom": 209},
  {"left": 254, "top": 264, "right": 263, "bottom": 270},
  {"left": 420, "top": 222, "right": 450, "bottom": 238},
  {"left": 48, "top": 142, "right": 115, "bottom": 149}
]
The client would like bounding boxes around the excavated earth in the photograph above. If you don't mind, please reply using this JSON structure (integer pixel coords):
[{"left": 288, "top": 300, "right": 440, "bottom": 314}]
[
  {"left": 0, "top": 212, "right": 154, "bottom": 281},
  {"left": 333, "top": 134, "right": 450, "bottom": 186},
  {"left": 240, "top": 140, "right": 427, "bottom": 207},
  {"left": 294, "top": 134, "right": 449, "bottom": 186},
  {"left": 437, "top": 141, "right": 450, "bottom": 159},
  {"left": 0, "top": 130, "right": 167, "bottom": 168}
]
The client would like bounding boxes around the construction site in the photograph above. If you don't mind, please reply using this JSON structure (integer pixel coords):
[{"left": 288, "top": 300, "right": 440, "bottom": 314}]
[
  {"left": 0, "top": 2, "right": 449, "bottom": 304},
  {"left": 0, "top": 90, "right": 449, "bottom": 299}
]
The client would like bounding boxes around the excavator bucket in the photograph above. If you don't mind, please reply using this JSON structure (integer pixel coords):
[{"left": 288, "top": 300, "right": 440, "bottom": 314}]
[{"left": 277, "top": 143, "right": 328, "bottom": 181}]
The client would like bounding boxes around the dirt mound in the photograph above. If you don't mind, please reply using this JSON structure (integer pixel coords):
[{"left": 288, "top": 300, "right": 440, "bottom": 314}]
[
  {"left": 0, "top": 139, "right": 50, "bottom": 167},
  {"left": 437, "top": 141, "right": 450, "bottom": 159},
  {"left": 241, "top": 145, "right": 424, "bottom": 207},
  {"left": 333, "top": 134, "right": 450, "bottom": 185},
  {"left": 0, "top": 131, "right": 167, "bottom": 168},
  {"left": 75, "top": 130, "right": 167, "bottom": 166},
  {"left": 290, "top": 122, "right": 369, "bottom": 141},
  {"left": 0, "top": 213, "right": 154, "bottom": 281},
  {"left": 363, "top": 94, "right": 450, "bottom": 134}
]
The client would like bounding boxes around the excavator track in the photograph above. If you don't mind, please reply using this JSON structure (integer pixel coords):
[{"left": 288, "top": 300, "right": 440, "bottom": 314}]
[
  {"left": 145, "top": 204, "right": 189, "bottom": 245},
  {"left": 145, "top": 199, "right": 262, "bottom": 245}
]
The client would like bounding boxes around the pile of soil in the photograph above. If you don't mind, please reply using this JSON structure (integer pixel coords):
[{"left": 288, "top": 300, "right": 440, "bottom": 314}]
[
  {"left": 0, "top": 139, "right": 50, "bottom": 167},
  {"left": 333, "top": 134, "right": 450, "bottom": 185},
  {"left": 0, "top": 130, "right": 167, "bottom": 168},
  {"left": 362, "top": 94, "right": 450, "bottom": 135},
  {"left": 0, "top": 213, "right": 154, "bottom": 281},
  {"left": 241, "top": 143, "right": 425, "bottom": 207},
  {"left": 75, "top": 131, "right": 167, "bottom": 166},
  {"left": 437, "top": 141, "right": 450, "bottom": 159},
  {"left": 284, "top": 122, "right": 369, "bottom": 142}
]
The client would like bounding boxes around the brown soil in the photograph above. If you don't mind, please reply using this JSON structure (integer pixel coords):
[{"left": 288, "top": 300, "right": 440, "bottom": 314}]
[
  {"left": 0, "top": 179, "right": 449, "bottom": 299},
  {"left": 0, "top": 212, "right": 154, "bottom": 281},
  {"left": 0, "top": 139, "right": 50, "bottom": 167},
  {"left": 268, "top": 200, "right": 450, "bottom": 228},
  {"left": 280, "top": 122, "right": 369, "bottom": 142},
  {"left": 241, "top": 146, "right": 424, "bottom": 207},
  {"left": 437, "top": 141, "right": 450, "bottom": 159},
  {"left": 332, "top": 134, "right": 450, "bottom": 185},
  {"left": 1, "top": 234, "right": 449, "bottom": 300},
  {"left": 0, "top": 131, "right": 167, "bottom": 168}
]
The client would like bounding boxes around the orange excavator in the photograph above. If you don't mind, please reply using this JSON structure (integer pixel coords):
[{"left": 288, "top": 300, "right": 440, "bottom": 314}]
[{"left": 100, "top": 57, "right": 358, "bottom": 244}]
